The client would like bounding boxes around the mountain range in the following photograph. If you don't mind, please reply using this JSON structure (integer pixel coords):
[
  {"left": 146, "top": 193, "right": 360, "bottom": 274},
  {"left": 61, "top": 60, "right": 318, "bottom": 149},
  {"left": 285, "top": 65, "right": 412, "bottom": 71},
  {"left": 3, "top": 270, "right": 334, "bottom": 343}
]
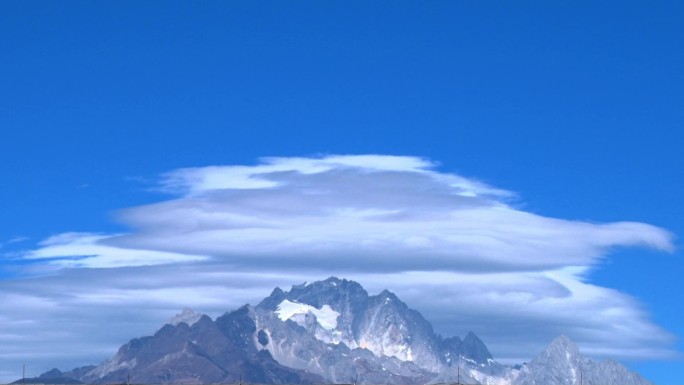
[{"left": 31, "top": 277, "right": 652, "bottom": 385}]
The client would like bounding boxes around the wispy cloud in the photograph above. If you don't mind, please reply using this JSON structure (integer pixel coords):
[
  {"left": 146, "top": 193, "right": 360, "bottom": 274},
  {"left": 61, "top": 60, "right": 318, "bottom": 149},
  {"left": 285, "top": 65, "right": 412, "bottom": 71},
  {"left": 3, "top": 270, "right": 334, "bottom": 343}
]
[
  {"left": 0, "top": 236, "right": 30, "bottom": 249},
  {"left": 24, "top": 232, "right": 208, "bottom": 268},
  {"left": 0, "top": 155, "right": 676, "bottom": 382}
]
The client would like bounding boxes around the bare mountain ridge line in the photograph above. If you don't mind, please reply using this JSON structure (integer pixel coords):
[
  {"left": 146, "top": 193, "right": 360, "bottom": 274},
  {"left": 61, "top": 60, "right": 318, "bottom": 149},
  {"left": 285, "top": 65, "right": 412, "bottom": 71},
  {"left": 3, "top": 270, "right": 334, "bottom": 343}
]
[{"left": 23, "top": 277, "right": 651, "bottom": 385}]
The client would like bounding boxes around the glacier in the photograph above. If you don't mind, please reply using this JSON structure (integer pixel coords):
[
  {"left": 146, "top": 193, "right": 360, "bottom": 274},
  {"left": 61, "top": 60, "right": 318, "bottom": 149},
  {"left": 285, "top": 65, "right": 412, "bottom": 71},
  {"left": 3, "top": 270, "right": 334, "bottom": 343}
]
[{"left": 276, "top": 299, "right": 340, "bottom": 331}]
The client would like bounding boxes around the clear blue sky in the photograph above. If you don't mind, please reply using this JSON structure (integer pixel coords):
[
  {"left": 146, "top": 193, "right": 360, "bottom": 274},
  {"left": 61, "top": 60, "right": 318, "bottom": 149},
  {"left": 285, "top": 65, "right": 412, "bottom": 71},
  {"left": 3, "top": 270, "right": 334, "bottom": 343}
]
[{"left": 1, "top": 1, "right": 682, "bottom": 384}]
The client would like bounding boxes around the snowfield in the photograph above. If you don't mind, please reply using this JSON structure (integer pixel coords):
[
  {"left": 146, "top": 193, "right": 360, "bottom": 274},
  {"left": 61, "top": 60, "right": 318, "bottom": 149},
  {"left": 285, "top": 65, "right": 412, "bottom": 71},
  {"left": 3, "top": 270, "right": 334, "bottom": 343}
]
[{"left": 276, "top": 299, "right": 340, "bottom": 330}]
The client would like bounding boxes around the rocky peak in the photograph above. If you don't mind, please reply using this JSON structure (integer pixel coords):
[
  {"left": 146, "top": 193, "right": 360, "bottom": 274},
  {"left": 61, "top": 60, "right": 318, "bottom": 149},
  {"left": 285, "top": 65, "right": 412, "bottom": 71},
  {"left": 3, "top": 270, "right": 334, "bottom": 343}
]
[
  {"left": 462, "top": 331, "right": 493, "bottom": 362},
  {"left": 539, "top": 334, "right": 582, "bottom": 365},
  {"left": 257, "top": 287, "right": 287, "bottom": 310},
  {"left": 258, "top": 277, "right": 370, "bottom": 313},
  {"left": 39, "top": 369, "right": 64, "bottom": 379},
  {"left": 547, "top": 335, "right": 581, "bottom": 354},
  {"left": 167, "top": 307, "right": 203, "bottom": 327},
  {"left": 514, "top": 335, "right": 651, "bottom": 385},
  {"left": 377, "top": 289, "right": 399, "bottom": 302}
]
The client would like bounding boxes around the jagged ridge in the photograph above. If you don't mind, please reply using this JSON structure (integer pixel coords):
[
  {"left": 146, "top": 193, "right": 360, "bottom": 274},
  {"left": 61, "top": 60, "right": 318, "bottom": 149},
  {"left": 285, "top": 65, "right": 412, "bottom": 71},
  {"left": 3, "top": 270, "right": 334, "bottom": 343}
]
[{"left": 38, "top": 277, "right": 652, "bottom": 385}]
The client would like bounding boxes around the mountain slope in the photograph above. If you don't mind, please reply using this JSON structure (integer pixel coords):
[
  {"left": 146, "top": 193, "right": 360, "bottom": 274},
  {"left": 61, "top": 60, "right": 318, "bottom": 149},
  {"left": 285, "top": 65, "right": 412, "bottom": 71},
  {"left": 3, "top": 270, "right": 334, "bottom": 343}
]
[
  {"left": 514, "top": 335, "right": 653, "bottom": 385},
  {"left": 43, "top": 277, "right": 653, "bottom": 385},
  {"left": 77, "top": 310, "right": 323, "bottom": 385}
]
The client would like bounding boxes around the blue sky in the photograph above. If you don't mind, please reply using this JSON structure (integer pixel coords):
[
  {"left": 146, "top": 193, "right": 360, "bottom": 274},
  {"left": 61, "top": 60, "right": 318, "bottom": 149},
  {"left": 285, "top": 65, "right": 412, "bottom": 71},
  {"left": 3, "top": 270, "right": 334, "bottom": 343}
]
[{"left": 1, "top": 1, "right": 683, "bottom": 384}]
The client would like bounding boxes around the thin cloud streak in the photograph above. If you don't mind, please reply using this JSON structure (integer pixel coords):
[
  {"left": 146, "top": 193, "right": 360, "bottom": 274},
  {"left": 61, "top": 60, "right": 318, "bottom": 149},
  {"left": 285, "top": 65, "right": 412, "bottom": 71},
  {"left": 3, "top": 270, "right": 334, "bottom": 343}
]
[{"left": 24, "top": 232, "right": 208, "bottom": 268}]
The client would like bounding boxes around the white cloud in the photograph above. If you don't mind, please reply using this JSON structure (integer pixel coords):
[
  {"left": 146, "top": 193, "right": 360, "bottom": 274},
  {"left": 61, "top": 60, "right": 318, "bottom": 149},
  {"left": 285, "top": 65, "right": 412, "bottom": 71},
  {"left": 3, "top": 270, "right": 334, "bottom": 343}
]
[
  {"left": 0, "top": 155, "right": 677, "bottom": 383},
  {"left": 24, "top": 232, "right": 208, "bottom": 268},
  {"left": 103, "top": 155, "right": 670, "bottom": 274},
  {"left": 0, "top": 236, "right": 29, "bottom": 249}
]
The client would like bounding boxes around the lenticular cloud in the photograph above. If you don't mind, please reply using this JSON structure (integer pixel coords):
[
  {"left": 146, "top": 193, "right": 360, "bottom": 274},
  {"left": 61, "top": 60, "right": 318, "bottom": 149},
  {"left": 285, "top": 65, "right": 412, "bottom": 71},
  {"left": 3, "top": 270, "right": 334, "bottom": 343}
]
[
  {"left": 10, "top": 154, "right": 677, "bottom": 368},
  {"left": 99, "top": 154, "right": 671, "bottom": 273}
]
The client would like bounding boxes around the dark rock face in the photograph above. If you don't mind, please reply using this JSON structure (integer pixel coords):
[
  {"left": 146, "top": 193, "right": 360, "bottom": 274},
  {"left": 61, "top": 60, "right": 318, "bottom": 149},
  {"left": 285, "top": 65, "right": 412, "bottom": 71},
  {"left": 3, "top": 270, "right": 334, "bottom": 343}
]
[
  {"left": 461, "top": 331, "right": 493, "bottom": 363},
  {"left": 43, "top": 277, "right": 652, "bottom": 385},
  {"left": 73, "top": 311, "right": 322, "bottom": 385},
  {"left": 440, "top": 331, "right": 493, "bottom": 366}
]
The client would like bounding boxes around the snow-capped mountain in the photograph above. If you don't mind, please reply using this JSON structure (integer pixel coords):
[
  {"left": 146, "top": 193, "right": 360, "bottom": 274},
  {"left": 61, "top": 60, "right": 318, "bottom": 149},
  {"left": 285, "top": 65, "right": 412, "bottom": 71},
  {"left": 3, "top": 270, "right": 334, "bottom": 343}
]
[
  {"left": 43, "top": 277, "right": 652, "bottom": 385},
  {"left": 254, "top": 278, "right": 462, "bottom": 374},
  {"left": 251, "top": 278, "right": 459, "bottom": 383}
]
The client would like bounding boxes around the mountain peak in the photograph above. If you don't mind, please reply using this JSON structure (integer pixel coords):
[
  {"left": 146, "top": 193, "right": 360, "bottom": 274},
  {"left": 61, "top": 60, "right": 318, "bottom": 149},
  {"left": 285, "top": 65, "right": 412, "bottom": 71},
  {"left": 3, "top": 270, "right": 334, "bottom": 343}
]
[
  {"left": 270, "top": 286, "right": 285, "bottom": 296},
  {"left": 378, "top": 288, "right": 397, "bottom": 300},
  {"left": 462, "top": 331, "right": 493, "bottom": 362},
  {"left": 323, "top": 276, "right": 343, "bottom": 285},
  {"left": 167, "top": 307, "right": 202, "bottom": 327},
  {"left": 464, "top": 331, "right": 478, "bottom": 340},
  {"left": 319, "top": 276, "right": 364, "bottom": 292},
  {"left": 516, "top": 335, "right": 652, "bottom": 385},
  {"left": 546, "top": 335, "right": 581, "bottom": 356}
]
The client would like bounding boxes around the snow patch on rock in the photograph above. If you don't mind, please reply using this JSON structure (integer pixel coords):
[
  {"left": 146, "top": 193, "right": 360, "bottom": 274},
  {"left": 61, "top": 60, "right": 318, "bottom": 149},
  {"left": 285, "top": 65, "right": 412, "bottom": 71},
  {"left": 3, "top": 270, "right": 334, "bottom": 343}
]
[
  {"left": 276, "top": 299, "right": 339, "bottom": 330},
  {"left": 168, "top": 308, "right": 202, "bottom": 327}
]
